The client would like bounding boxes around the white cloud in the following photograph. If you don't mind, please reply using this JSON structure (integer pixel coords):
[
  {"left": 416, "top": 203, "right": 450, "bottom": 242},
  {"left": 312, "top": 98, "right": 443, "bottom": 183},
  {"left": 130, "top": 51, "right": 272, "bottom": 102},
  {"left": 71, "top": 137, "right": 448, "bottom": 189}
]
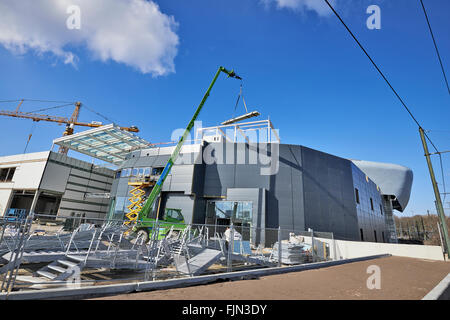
[
  {"left": 0, "top": 0, "right": 179, "bottom": 76},
  {"left": 261, "top": 0, "right": 336, "bottom": 16}
]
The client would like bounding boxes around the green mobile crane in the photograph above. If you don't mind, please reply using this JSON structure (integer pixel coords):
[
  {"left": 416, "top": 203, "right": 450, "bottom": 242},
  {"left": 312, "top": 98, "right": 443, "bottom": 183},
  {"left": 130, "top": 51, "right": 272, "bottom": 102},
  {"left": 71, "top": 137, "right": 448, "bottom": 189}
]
[{"left": 131, "top": 66, "right": 242, "bottom": 241}]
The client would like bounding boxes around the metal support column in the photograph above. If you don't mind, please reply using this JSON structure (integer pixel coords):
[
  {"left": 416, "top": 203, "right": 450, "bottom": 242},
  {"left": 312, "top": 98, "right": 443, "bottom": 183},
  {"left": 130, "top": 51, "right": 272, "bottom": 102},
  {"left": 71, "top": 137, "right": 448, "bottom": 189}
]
[
  {"left": 277, "top": 226, "right": 282, "bottom": 267},
  {"left": 419, "top": 127, "right": 450, "bottom": 258},
  {"left": 29, "top": 190, "right": 41, "bottom": 216},
  {"left": 227, "top": 223, "right": 234, "bottom": 272}
]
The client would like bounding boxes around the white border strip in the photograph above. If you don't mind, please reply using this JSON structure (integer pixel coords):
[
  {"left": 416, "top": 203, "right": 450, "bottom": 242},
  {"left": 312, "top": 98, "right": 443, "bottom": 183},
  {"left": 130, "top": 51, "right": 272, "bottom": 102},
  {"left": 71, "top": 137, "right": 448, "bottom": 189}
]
[{"left": 422, "top": 273, "right": 450, "bottom": 300}]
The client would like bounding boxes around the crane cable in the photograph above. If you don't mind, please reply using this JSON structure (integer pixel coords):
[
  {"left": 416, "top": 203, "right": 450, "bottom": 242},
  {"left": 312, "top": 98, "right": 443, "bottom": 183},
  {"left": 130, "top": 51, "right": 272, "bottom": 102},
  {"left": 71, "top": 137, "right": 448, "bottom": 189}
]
[
  {"left": 81, "top": 103, "right": 119, "bottom": 126},
  {"left": 1, "top": 99, "right": 119, "bottom": 125},
  {"left": 27, "top": 103, "right": 75, "bottom": 114},
  {"left": 232, "top": 82, "right": 248, "bottom": 118},
  {"left": 23, "top": 122, "right": 37, "bottom": 154},
  {"left": 0, "top": 99, "right": 75, "bottom": 104}
]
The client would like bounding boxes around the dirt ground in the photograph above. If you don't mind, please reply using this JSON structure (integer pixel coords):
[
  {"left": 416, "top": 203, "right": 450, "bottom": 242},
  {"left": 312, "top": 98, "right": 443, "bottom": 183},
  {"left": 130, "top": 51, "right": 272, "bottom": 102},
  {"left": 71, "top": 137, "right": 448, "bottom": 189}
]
[{"left": 93, "top": 256, "right": 449, "bottom": 300}]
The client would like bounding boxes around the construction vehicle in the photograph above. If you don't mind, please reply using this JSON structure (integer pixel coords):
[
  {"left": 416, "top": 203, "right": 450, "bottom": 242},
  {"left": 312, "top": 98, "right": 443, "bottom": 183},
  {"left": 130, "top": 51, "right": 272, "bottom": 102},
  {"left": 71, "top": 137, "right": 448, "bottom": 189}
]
[
  {"left": 0, "top": 100, "right": 139, "bottom": 154},
  {"left": 130, "top": 66, "right": 242, "bottom": 241}
]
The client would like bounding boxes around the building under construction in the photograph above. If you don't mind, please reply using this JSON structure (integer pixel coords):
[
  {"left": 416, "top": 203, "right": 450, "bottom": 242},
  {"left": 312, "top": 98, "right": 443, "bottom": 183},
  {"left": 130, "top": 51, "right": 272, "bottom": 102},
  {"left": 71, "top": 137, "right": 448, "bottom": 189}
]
[
  {"left": 0, "top": 118, "right": 413, "bottom": 245},
  {"left": 0, "top": 73, "right": 413, "bottom": 246},
  {"left": 103, "top": 119, "right": 413, "bottom": 245},
  {"left": 1, "top": 67, "right": 445, "bottom": 299},
  {"left": 0, "top": 114, "right": 413, "bottom": 246},
  {"left": 0, "top": 151, "right": 114, "bottom": 220}
]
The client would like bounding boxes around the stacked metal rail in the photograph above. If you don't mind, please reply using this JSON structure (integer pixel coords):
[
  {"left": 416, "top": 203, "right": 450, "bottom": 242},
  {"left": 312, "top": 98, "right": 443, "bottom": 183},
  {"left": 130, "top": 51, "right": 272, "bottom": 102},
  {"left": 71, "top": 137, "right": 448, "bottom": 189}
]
[{"left": 0, "top": 214, "right": 34, "bottom": 293}]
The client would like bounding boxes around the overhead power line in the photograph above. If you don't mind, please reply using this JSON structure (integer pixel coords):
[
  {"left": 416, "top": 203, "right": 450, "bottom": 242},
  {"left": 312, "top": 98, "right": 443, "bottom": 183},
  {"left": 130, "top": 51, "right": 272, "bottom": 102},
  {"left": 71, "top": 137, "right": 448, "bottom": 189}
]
[
  {"left": 323, "top": 0, "right": 439, "bottom": 153},
  {"left": 323, "top": 0, "right": 450, "bottom": 249},
  {"left": 439, "top": 153, "right": 447, "bottom": 201},
  {"left": 420, "top": 0, "right": 450, "bottom": 96}
]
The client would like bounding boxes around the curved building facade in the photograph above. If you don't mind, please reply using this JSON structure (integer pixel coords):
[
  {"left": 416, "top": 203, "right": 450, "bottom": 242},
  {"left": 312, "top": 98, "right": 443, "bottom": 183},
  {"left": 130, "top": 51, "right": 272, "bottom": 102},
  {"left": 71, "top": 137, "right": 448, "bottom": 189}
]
[{"left": 110, "top": 138, "right": 412, "bottom": 245}]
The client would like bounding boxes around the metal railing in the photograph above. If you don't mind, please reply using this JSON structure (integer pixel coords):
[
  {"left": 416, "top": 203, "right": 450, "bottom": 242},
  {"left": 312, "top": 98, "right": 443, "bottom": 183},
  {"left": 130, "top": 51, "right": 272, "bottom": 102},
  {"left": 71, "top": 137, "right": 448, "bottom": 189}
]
[{"left": 0, "top": 213, "right": 335, "bottom": 294}]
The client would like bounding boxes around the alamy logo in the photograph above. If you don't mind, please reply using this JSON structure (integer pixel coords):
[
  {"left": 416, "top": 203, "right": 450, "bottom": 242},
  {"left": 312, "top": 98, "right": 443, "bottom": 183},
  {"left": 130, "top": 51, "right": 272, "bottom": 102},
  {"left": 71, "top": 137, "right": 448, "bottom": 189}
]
[
  {"left": 66, "top": 265, "right": 81, "bottom": 288},
  {"left": 170, "top": 121, "right": 280, "bottom": 176},
  {"left": 366, "top": 265, "right": 381, "bottom": 289},
  {"left": 66, "top": 5, "right": 81, "bottom": 30},
  {"left": 366, "top": 5, "right": 381, "bottom": 30}
]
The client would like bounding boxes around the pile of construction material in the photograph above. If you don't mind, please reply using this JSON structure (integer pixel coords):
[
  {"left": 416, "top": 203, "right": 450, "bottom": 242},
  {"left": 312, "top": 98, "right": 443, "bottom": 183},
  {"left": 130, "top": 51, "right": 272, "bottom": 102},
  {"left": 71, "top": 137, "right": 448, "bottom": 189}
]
[{"left": 271, "top": 233, "right": 313, "bottom": 265}]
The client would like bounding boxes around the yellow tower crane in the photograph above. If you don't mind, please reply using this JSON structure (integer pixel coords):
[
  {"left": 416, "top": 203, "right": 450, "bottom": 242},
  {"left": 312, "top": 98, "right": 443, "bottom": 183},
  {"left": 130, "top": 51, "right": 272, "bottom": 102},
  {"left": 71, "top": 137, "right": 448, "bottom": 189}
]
[{"left": 0, "top": 100, "right": 139, "bottom": 154}]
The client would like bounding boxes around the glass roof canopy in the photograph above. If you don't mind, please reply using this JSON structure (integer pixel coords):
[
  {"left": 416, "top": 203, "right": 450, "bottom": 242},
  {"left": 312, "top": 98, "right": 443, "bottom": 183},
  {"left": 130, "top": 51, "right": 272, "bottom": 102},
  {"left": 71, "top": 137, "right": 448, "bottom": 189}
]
[{"left": 53, "top": 124, "right": 151, "bottom": 165}]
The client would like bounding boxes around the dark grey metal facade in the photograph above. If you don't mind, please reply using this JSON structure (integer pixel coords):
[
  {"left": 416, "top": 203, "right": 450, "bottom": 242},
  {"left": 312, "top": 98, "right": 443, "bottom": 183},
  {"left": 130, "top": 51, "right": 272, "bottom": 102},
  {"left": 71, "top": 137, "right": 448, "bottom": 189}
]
[{"left": 110, "top": 142, "right": 410, "bottom": 245}]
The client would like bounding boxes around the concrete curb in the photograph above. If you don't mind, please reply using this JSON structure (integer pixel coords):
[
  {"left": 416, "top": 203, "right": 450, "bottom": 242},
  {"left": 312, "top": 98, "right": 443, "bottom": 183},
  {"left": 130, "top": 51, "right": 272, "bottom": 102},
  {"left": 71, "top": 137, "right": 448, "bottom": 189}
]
[
  {"left": 0, "top": 254, "right": 391, "bottom": 300},
  {"left": 422, "top": 273, "right": 450, "bottom": 300}
]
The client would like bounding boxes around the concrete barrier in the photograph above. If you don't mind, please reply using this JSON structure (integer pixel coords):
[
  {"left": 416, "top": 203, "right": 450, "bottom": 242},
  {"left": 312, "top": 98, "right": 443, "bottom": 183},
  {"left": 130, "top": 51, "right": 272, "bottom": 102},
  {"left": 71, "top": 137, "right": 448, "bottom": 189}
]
[{"left": 305, "top": 236, "right": 445, "bottom": 261}]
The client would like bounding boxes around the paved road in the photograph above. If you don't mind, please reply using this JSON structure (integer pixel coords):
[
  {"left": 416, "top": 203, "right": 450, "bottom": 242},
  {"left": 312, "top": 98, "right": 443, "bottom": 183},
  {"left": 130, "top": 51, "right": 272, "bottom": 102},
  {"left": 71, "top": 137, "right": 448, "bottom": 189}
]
[{"left": 94, "top": 256, "right": 450, "bottom": 300}]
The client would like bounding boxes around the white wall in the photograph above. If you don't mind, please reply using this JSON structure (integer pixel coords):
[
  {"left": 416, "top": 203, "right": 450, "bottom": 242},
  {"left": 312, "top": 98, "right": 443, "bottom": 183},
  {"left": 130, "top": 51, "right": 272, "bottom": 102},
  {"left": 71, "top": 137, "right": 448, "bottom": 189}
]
[
  {"left": 0, "top": 151, "right": 49, "bottom": 165},
  {"left": 0, "top": 152, "right": 50, "bottom": 216},
  {"left": 0, "top": 151, "right": 49, "bottom": 190},
  {"left": 0, "top": 189, "right": 12, "bottom": 216},
  {"left": 334, "top": 239, "right": 444, "bottom": 261},
  {"left": 12, "top": 161, "right": 48, "bottom": 189},
  {"left": 303, "top": 236, "right": 446, "bottom": 261}
]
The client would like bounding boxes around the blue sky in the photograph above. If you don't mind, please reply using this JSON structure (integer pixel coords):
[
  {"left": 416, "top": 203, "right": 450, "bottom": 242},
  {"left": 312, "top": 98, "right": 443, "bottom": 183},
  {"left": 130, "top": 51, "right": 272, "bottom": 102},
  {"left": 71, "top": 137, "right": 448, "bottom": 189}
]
[{"left": 0, "top": 0, "right": 449, "bottom": 217}]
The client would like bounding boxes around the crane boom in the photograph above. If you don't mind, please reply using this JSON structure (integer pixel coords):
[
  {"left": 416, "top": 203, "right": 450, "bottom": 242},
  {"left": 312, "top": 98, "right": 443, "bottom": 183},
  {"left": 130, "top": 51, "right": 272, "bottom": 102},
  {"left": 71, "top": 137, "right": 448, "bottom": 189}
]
[
  {"left": 0, "top": 100, "right": 139, "bottom": 154},
  {"left": 0, "top": 109, "right": 139, "bottom": 132},
  {"left": 137, "top": 66, "right": 242, "bottom": 222}
]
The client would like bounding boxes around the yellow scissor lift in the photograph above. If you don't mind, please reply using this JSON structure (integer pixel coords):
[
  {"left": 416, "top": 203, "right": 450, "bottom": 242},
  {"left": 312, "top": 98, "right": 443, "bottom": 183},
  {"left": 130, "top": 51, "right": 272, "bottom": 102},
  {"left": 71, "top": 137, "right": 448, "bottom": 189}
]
[{"left": 124, "top": 176, "right": 157, "bottom": 226}]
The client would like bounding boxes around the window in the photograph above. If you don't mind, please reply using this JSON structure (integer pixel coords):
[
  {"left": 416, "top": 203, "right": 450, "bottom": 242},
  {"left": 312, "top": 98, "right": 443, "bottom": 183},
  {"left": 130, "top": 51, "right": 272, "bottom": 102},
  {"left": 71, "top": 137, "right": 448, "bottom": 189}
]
[
  {"left": 380, "top": 204, "right": 383, "bottom": 215},
  {"left": 114, "top": 197, "right": 127, "bottom": 218},
  {"left": 205, "top": 200, "right": 253, "bottom": 241},
  {"left": 360, "top": 228, "right": 364, "bottom": 241},
  {"left": 152, "top": 167, "right": 164, "bottom": 176},
  {"left": 355, "top": 188, "right": 360, "bottom": 204},
  {"left": 144, "top": 167, "right": 151, "bottom": 177},
  {"left": 164, "top": 208, "right": 184, "bottom": 222},
  {"left": 121, "top": 168, "right": 131, "bottom": 177},
  {"left": 115, "top": 170, "right": 121, "bottom": 179},
  {"left": 0, "top": 169, "right": 7, "bottom": 181},
  {"left": 382, "top": 231, "right": 385, "bottom": 243},
  {"left": 374, "top": 230, "right": 377, "bottom": 242},
  {"left": 0, "top": 167, "right": 15, "bottom": 182},
  {"left": 370, "top": 198, "right": 374, "bottom": 211},
  {"left": 132, "top": 168, "right": 138, "bottom": 176},
  {"left": 206, "top": 200, "right": 253, "bottom": 224},
  {"left": 6, "top": 168, "right": 15, "bottom": 181}
]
